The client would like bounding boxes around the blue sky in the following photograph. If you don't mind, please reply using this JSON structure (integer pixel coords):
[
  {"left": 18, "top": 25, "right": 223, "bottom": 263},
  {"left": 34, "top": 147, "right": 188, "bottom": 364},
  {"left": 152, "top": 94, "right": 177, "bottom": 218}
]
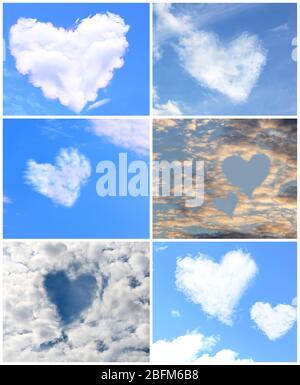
[
  {"left": 4, "top": 3, "right": 149, "bottom": 115},
  {"left": 154, "top": 3, "right": 297, "bottom": 115},
  {"left": 153, "top": 242, "right": 297, "bottom": 362},
  {"left": 3, "top": 119, "right": 149, "bottom": 238},
  {"left": 44, "top": 270, "right": 97, "bottom": 325}
]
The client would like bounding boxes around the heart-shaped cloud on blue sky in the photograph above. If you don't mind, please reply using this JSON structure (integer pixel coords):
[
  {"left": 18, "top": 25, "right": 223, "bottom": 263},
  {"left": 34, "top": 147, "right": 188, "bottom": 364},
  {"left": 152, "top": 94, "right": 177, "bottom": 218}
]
[
  {"left": 176, "top": 31, "right": 267, "bottom": 103},
  {"left": 25, "top": 147, "right": 91, "bottom": 207},
  {"left": 9, "top": 14, "right": 129, "bottom": 112},
  {"left": 250, "top": 301, "right": 297, "bottom": 340},
  {"left": 176, "top": 250, "right": 258, "bottom": 325}
]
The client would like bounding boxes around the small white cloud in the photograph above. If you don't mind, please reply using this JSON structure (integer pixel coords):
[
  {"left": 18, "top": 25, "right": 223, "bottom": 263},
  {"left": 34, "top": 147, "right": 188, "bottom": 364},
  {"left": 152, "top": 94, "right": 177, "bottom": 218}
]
[
  {"left": 292, "top": 297, "right": 297, "bottom": 307},
  {"left": 86, "top": 98, "right": 110, "bottom": 112},
  {"left": 155, "top": 245, "right": 168, "bottom": 252},
  {"left": 4, "top": 196, "right": 12, "bottom": 204},
  {"left": 10, "top": 14, "right": 129, "bottom": 113},
  {"left": 153, "top": 100, "right": 182, "bottom": 116},
  {"left": 152, "top": 332, "right": 252, "bottom": 363},
  {"left": 88, "top": 119, "right": 149, "bottom": 156},
  {"left": 171, "top": 309, "right": 181, "bottom": 317},
  {"left": 250, "top": 301, "right": 297, "bottom": 341},
  {"left": 151, "top": 332, "right": 217, "bottom": 363},
  {"left": 25, "top": 148, "right": 91, "bottom": 207},
  {"left": 271, "top": 23, "right": 289, "bottom": 33},
  {"left": 41, "top": 122, "right": 73, "bottom": 139},
  {"left": 153, "top": 89, "right": 182, "bottom": 115},
  {"left": 176, "top": 250, "right": 258, "bottom": 325}
]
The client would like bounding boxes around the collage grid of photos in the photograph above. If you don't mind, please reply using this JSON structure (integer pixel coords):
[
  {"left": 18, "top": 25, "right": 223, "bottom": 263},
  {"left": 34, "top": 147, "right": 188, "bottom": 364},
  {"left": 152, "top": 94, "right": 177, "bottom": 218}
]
[{"left": 1, "top": 1, "right": 299, "bottom": 364}]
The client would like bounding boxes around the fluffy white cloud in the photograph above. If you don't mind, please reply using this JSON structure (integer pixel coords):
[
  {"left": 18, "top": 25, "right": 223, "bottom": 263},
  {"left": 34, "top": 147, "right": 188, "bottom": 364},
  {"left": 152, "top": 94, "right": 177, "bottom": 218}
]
[
  {"left": 176, "top": 250, "right": 258, "bottom": 325},
  {"left": 89, "top": 119, "right": 149, "bottom": 155},
  {"left": 153, "top": 100, "right": 182, "bottom": 116},
  {"left": 152, "top": 332, "right": 252, "bottom": 363},
  {"left": 250, "top": 301, "right": 297, "bottom": 340},
  {"left": 3, "top": 241, "right": 149, "bottom": 362},
  {"left": 9, "top": 14, "right": 129, "bottom": 113},
  {"left": 176, "top": 32, "right": 267, "bottom": 103},
  {"left": 153, "top": 87, "right": 182, "bottom": 115},
  {"left": 196, "top": 349, "right": 253, "bottom": 364},
  {"left": 25, "top": 147, "right": 91, "bottom": 207},
  {"left": 151, "top": 332, "right": 217, "bottom": 363},
  {"left": 154, "top": 4, "right": 266, "bottom": 103}
]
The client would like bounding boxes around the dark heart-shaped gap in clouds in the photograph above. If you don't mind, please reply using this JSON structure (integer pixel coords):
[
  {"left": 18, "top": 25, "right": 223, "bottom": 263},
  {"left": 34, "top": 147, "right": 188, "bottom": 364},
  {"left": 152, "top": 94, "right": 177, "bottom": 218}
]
[
  {"left": 44, "top": 271, "right": 97, "bottom": 325},
  {"left": 222, "top": 153, "right": 271, "bottom": 198}
]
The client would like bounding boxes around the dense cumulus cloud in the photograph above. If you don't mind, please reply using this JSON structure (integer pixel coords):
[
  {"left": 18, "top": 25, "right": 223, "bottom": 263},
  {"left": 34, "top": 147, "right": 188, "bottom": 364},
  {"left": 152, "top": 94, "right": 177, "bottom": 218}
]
[
  {"left": 3, "top": 242, "right": 149, "bottom": 362},
  {"left": 10, "top": 14, "right": 129, "bottom": 112}
]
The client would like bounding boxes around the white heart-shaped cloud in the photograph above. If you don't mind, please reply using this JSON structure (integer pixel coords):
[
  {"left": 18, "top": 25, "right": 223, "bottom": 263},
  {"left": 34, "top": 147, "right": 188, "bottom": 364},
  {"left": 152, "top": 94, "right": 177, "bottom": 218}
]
[
  {"left": 176, "top": 31, "right": 267, "bottom": 103},
  {"left": 250, "top": 302, "right": 297, "bottom": 340},
  {"left": 176, "top": 250, "right": 258, "bottom": 325},
  {"left": 25, "top": 148, "right": 91, "bottom": 207},
  {"left": 9, "top": 14, "right": 129, "bottom": 112}
]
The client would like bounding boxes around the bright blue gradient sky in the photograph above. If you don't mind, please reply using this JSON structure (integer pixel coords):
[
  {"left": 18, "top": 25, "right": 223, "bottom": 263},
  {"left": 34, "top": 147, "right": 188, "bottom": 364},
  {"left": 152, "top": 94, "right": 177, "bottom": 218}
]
[
  {"left": 153, "top": 242, "right": 297, "bottom": 362},
  {"left": 4, "top": 3, "right": 149, "bottom": 115},
  {"left": 3, "top": 119, "right": 149, "bottom": 238},
  {"left": 154, "top": 3, "right": 297, "bottom": 115}
]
